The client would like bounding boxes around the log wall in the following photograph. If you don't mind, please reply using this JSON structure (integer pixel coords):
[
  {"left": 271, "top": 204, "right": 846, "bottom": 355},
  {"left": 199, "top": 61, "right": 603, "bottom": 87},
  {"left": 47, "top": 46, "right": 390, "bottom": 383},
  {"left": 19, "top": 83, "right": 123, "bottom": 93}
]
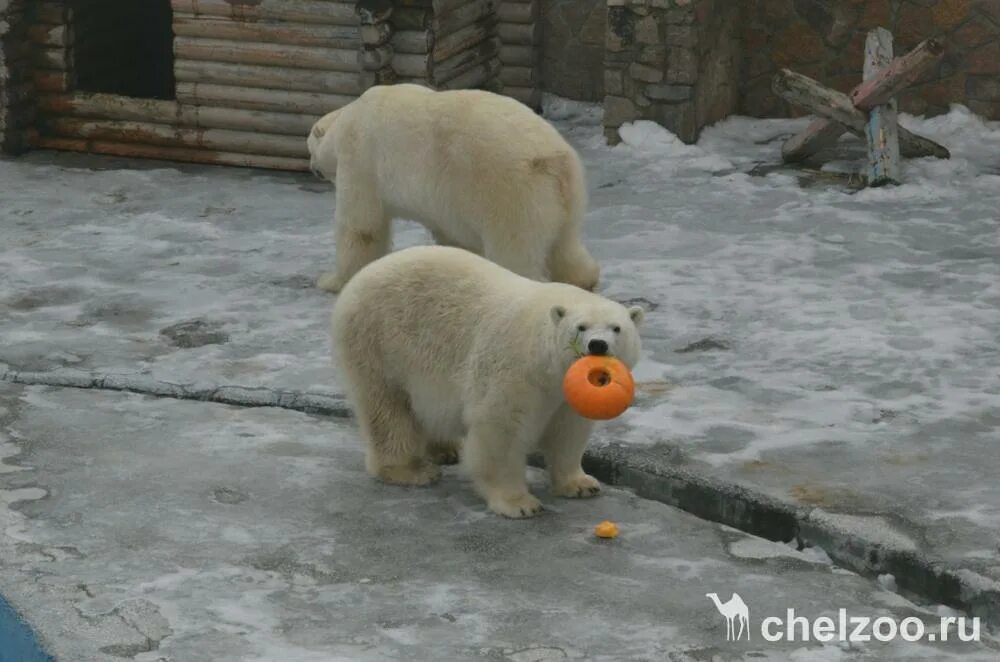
[
  {"left": 13, "top": 0, "right": 507, "bottom": 169},
  {"left": 498, "top": 0, "right": 540, "bottom": 109}
]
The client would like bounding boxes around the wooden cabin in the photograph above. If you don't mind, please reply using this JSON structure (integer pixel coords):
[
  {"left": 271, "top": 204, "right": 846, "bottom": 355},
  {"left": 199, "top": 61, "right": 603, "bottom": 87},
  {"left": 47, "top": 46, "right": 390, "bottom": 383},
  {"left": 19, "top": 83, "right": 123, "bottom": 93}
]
[{"left": 0, "top": 0, "right": 538, "bottom": 171}]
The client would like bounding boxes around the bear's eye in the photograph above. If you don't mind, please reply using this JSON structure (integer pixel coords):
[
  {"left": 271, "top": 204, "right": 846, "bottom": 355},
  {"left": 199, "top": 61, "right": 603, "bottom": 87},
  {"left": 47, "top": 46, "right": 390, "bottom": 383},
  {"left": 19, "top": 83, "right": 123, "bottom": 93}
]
[
  {"left": 612, "top": 325, "right": 621, "bottom": 334},
  {"left": 577, "top": 324, "right": 588, "bottom": 332}
]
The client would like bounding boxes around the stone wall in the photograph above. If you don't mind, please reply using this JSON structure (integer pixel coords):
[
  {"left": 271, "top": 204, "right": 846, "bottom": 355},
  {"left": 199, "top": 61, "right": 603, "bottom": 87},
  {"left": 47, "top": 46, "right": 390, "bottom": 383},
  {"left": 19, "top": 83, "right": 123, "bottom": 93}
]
[
  {"left": 603, "top": 0, "right": 741, "bottom": 144},
  {"left": 539, "top": 0, "right": 606, "bottom": 101},
  {"left": 741, "top": 0, "right": 1000, "bottom": 120},
  {"left": 0, "top": 0, "right": 32, "bottom": 154}
]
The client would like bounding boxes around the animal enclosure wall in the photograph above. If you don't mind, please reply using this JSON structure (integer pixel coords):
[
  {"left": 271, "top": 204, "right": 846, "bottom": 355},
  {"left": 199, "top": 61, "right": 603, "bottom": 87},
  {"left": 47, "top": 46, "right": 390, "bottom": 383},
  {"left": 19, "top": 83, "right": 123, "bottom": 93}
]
[{"left": 1, "top": 0, "right": 503, "bottom": 170}]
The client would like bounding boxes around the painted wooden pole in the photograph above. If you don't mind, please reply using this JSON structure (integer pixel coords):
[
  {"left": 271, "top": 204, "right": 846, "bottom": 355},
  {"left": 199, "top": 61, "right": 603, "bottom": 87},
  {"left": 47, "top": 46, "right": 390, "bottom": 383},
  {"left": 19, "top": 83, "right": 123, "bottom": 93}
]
[{"left": 863, "top": 28, "right": 901, "bottom": 186}]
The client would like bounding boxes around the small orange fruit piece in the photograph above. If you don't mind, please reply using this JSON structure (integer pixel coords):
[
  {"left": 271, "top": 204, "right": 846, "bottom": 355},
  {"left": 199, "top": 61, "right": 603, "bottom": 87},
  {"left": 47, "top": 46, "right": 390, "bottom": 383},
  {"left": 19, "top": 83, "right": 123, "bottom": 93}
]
[
  {"left": 563, "top": 355, "right": 635, "bottom": 420},
  {"left": 594, "top": 520, "right": 619, "bottom": 539}
]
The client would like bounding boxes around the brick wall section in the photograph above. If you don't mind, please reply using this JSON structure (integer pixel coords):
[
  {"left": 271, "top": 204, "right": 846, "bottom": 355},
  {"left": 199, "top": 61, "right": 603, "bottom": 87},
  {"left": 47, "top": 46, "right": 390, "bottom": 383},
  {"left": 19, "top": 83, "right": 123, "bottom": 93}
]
[
  {"left": 499, "top": 0, "right": 542, "bottom": 108},
  {"left": 742, "top": 0, "right": 1000, "bottom": 120},
  {"left": 0, "top": 0, "right": 32, "bottom": 153},
  {"left": 603, "top": 0, "right": 740, "bottom": 144},
  {"left": 538, "top": 0, "right": 606, "bottom": 101}
]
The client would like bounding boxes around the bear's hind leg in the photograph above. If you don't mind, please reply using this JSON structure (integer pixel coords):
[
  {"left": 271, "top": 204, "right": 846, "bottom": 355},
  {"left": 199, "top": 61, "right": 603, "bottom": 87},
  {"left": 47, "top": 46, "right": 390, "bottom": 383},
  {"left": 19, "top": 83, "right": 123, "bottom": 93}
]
[
  {"left": 547, "top": 226, "right": 600, "bottom": 292},
  {"left": 317, "top": 168, "right": 391, "bottom": 293},
  {"left": 353, "top": 381, "right": 441, "bottom": 487},
  {"left": 541, "top": 405, "right": 600, "bottom": 498}
]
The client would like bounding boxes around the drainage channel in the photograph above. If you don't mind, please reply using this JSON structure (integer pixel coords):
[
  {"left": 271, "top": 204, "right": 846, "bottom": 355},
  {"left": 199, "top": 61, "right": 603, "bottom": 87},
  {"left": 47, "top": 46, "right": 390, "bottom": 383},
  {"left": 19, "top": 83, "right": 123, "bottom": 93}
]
[
  {"left": 0, "top": 593, "right": 52, "bottom": 662},
  {"left": 2, "top": 366, "right": 998, "bottom": 630}
]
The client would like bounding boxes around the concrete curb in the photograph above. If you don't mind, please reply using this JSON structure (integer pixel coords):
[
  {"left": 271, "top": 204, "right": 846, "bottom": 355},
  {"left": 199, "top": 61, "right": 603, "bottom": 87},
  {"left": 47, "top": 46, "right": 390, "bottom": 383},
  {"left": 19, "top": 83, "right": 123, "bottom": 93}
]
[{"left": 3, "top": 367, "right": 998, "bottom": 628}]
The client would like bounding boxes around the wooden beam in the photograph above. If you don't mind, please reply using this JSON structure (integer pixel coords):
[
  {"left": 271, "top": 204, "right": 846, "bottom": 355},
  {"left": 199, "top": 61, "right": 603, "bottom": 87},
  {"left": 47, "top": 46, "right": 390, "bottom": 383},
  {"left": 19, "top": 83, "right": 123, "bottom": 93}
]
[
  {"left": 852, "top": 37, "right": 943, "bottom": 110},
  {"left": 781, "top": 118, "right": 845, "bottom": 163},
  {"left": 176, "top": 83, "right": 354, "bottom": 115},
  {"left": 173, "top": 37, "right": 359, "bottom": 72},
  {"left": 174, "top": 60, "right": 362, "bottom": 95},
  {"left": 863, "top": 28, "right": 901, "bottom": 186},
  {"left": 171, "top": 14, "right": 360, "bottom": 49},
  {"left": 170, "top": 0, "right": 358, "bottom": 26},
  {"left": 772, "top": 68, "right": 949, "bottom": 159}
]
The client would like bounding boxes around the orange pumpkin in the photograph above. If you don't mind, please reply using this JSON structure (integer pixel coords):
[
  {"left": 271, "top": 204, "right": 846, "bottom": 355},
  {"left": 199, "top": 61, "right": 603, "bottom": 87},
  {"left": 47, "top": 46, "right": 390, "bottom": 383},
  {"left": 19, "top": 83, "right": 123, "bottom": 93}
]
[
  {"left": 594, "top": 520, "right": 619, "bottom": 539},
  {"left": 563, "top": 355, "right": 635, "bottom": 420}
]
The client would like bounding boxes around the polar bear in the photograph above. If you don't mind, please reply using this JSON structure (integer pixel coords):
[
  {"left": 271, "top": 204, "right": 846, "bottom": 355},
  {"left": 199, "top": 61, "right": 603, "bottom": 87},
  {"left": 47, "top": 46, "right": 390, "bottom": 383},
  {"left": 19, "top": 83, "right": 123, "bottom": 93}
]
[
  {"left": 307, "top": 83, "right": 599, "bottom": 293},
  {"left": 331, "top": 245, "right": 643, "bottom": 518}
]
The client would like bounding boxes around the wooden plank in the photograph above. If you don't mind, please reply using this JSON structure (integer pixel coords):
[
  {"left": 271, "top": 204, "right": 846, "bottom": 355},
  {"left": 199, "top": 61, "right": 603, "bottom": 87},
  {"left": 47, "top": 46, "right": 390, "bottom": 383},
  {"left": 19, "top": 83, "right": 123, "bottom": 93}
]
[
  {"left": 43, "top": 117, "right": 309, "bottom": 158},
  {"left": 391, "top": 30, "right": 432, "bottom": 55},
  {"left": 434, "top": 0, "right": 496, "bottom": 38},
  {"left": 176, "top": 83, "right": 355, "bottom": 115},
  {"left": 36, "top": 137, "right": 310, "bottom": 172},
  {"left": 852, "top": 37, "right": 944, "bottom": 110},
  {"left": 433, "top": 20, "right": 493, "bottom": 61},
  {"left": 35, "top": 3, "right": 71, "bottom": 25},
  {"left": 772, "top": 69, "right": 949, "bottom": 159},
  {"left": 498, "top": 2, "right": 536, "bottom": 24},
  {"left": 500, "top": 64, "right": 535, "bottom": 87},
  {"left": 432, "top": 37, "right": 500, "bottom": 85},
  {"left": 34, "top": 71, "right": 72, "bottom": 93},
  {"left": 27, "top": 24, "right": 73, "bottom": 47},
  {"left": 174, "top": 60, "right": 362, "bottom": 95},
  {"left": 32, "top": 47, "right": 71, "bottom": 71},
  {"left": 170, "top": 0, "right": 358, "bottom": 25},
  {"left": 172, "top": 14, "right": 360, "bottom": 48},
  {"left": 498, "top": 21, "right": 539, "bottom": 45},
  {"left": 863, "top": 28, "right": 900, "bottom": 186},
  {"left": 174, "top": 37, "right": 358, "bottom": 72},
  {"left": 504, "top": 85, "right": 541, "bottom": 109},
  {"left": 436, "top": 56, "right": 500, "bottom": 89},
  {"left": 781, "top": 118, "right": 845, "bottom": 163},
  {"left": 500, "top": 44, "right": 536, "bottom": 66},
  {"left": 392, "top": 53, "right": 430, "bottom": 78},
  {"left": 37, "top": 93, "right": 318, "bottom": 136}
]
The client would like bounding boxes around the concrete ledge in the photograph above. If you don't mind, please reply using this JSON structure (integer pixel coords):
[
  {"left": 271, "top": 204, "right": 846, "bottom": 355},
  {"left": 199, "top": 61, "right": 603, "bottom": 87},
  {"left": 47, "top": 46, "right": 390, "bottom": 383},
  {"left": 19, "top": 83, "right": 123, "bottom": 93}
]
[{"left": 3, "top": 367, "right": 998, "bottom": 629}]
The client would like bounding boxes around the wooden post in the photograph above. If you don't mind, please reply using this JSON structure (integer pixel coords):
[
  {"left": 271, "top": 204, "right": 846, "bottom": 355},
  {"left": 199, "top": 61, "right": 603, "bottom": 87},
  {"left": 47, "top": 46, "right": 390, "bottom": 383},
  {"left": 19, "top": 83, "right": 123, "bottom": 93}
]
[{"left": 863, "top": 28, "right": 900, "bottom": 186}]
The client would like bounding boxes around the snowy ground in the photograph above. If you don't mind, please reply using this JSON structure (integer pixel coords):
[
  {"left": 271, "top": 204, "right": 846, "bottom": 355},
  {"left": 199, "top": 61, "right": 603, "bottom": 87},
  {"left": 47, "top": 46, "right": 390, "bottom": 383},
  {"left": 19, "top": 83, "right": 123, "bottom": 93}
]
[{"left": 2, "top": 99, "right": 1000, "bottom": 656}]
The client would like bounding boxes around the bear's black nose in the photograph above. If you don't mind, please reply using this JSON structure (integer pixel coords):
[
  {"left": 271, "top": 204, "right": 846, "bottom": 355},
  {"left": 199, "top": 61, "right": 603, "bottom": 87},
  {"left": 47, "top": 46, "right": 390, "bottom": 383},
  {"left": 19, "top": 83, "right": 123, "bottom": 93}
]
[{"left": 588, "top": 339, "right": 609, "bottom": 355}]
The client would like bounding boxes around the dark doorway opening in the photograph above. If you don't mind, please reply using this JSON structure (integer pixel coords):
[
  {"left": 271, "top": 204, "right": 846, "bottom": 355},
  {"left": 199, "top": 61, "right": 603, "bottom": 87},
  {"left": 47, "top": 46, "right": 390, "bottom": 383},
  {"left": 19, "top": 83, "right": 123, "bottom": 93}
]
[{"left": 74, "top": 0, "right": 175, "bottom": 99}]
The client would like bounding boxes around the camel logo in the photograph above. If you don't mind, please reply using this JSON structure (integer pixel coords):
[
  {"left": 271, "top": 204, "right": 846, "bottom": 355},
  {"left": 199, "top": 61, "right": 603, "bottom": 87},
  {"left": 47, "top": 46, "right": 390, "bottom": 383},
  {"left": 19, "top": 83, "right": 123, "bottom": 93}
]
[{"left": 706, "top": 592, "right": 750, "bottom": 641}]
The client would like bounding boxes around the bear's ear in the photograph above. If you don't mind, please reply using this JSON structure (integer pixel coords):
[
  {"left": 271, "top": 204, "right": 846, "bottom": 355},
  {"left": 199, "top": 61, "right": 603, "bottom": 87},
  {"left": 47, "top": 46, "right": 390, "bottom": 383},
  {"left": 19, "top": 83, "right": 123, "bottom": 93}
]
[
  {"left": 550, "top": 305, "right": 567, "bottom": 324},
  {"left": 311, "top": 123, "right": 327, "bottom": 139},
  {"left": 628, "top": 305, "right": 644, "bottom": 326}
]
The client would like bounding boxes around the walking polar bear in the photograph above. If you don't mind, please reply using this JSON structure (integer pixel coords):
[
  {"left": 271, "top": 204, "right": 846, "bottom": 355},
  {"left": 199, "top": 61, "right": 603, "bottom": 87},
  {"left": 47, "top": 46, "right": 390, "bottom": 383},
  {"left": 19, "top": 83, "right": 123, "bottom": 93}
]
[
  {"left": 307, "top": 83, "right": 600, "bottom": 293},
  {"left": 332, "top": 246, "right": 643, "bottom": 518}
]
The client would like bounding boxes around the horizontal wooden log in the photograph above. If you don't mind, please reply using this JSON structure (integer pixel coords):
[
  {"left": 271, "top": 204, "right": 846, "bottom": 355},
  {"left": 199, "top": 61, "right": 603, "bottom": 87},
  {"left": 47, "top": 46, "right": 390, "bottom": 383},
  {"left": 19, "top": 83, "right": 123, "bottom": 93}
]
[
  {"left": 43, "top": 117, "right": 309, "bottom": 158},
  {"left": 498, "top": 2, "right": 536, "bottom": 24},
  {"left": 34, "top": 71, "right": 72, "bottom": 93},
  {"left": 32, "top": 47, "right": 71, "bottom": 71},
  {"left": 36, "top": 137, "right": 310, "bottom": 172},
  {"left": 393, "top": 53, "right": 430, "bottom": 78},
  {"left": 37, "top": 93, "right": 318, "bottom": 136},
  {"left": 500, "top": 64, "right": 535, "bottom": 87},
  {"left": 852, "top": 37, "right": 944, "bottom": 110},
  {"left": 500, "top": 44, "right": 536, "bottom": 66},
  {"left": 170, "top": 0, "right": 357, "bottom": 25},
  {"left": 498, "top": 21, "right": 540, "bottom": 46},
  {"left": 434, "top": 0, "right": 496, "bottom": 38},
  {"left": 433, "top": 19, "right": 494, "bottom": 61},
  {"left": 35, "top": 3, "right": 71, "bottom": 25},
  {"left": 504, "top": 85, "right": 541, "bottom": 109},
  {"left": 436, "top": 56, "right": 500, "bottom": 90},
  {"left": 432, "top": 36, "right": 500, "bottom": 85},
  {"left": 172, "top": 14, "right": 360, "bottom": 49},
  {"left": 391, "top": 30, "right": 432, "bottom": 54},
  {"left": 782, "top": 118, "right": 845, "bottom": 163},
  {"left": 174, "top": 37, "right": 358, "bottom": 72},
  {"left": 174, "top": 60, "right": 362, "bottom": 95},
  {"left": 772, "top": 69, "right": 949, "bottom": 159},
  {"left": 176, "top": 82, "right": 355, "bottom": 115},
  {"left": 27, "top": 24, "right": 72, "bottom": 47},
  {"left": 393, "top": 8, "right": 430, "bottom": 31}
]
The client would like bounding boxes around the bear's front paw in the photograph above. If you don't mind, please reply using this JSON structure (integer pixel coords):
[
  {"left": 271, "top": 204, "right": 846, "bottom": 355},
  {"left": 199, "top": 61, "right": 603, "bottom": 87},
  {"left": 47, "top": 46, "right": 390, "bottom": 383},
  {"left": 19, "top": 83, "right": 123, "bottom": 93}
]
[
  {"left": 552, "top": 473, "right": 601, "bottom": 498},
  {"left": 488, "top": 492, "right": 544, "bottom": 519},
  {"left": 316, "top": 271, "right": 346, "bottom": 293}
]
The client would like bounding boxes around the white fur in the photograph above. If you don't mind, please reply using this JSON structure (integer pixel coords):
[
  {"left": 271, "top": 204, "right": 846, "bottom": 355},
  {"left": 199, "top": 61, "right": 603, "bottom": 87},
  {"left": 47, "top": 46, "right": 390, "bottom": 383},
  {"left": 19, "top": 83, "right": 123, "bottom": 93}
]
[
  {"left": 308, "top": 84, "right": 599, "bottom": 293},
  {"left": 331, "top": 246, "right": 643, "bottom": 519}
]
